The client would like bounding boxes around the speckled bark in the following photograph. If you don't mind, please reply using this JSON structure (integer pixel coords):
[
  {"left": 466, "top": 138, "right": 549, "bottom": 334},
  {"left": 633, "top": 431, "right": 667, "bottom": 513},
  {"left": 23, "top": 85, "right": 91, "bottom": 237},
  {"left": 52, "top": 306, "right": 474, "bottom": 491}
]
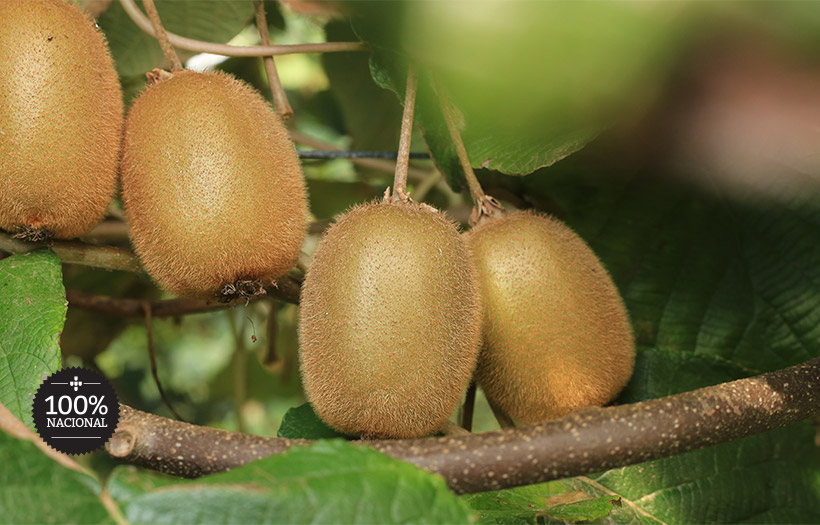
[{"left": 106, "top": 357, "right": 820, "bottom": 493}]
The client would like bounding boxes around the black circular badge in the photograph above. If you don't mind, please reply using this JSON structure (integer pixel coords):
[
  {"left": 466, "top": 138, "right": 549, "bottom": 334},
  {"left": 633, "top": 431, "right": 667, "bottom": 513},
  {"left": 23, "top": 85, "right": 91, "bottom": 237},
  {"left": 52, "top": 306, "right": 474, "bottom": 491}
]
[{"left": 32, "top": 367, "right": 120, "bottom": 455}]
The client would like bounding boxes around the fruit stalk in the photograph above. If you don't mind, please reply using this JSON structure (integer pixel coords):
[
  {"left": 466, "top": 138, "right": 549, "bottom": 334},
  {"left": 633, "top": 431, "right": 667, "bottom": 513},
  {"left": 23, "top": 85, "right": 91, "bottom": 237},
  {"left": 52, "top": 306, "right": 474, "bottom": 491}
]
[
  {"left": 390, "top": 65, "right": 419, "bottom": 201},
  {"left": 436, "top": 80, "right": 505, "bottom": 226},
  {"left": 142, "top": 0, "right": 182, "bottom": 71},
  {"left": 253, "top": 0, "right": 292, "bottom": 120}
]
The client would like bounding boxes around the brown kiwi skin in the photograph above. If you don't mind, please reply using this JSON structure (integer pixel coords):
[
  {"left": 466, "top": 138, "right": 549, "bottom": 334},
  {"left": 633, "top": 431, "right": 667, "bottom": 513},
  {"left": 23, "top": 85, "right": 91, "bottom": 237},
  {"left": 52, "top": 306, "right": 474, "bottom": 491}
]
[
  {"left": 298, "top": 200, "right": 482, "bottom": 439},
  {"left": 466, "top": 211, "right": 635, "bottom": 424},
  {"left": 0, "top": 0, "right": 123, "bottom": 240},
  {"left": 121, "top": 69, "right": 307, "bottom": 299}
]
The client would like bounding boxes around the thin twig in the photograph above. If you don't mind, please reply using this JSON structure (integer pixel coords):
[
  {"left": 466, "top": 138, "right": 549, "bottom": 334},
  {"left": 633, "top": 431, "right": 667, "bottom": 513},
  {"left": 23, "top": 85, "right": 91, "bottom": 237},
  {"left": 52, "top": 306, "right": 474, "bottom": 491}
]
[
  {"left": 0, "top": 236, "right": 302, "bottom": 304},
  {"left": 391, "top": 66, "right": 418, "bottom": 201},
  {"left": 290, "top": 131, "right": 428, "bottom": 182},
  {"left": 253, "top": 0, "right": 292, "bottom": 120},
  {"left": 106, "top": 357, "right": 820, "bottom": 494},
  {"left": 119, "top": 0, "right": 364, "bottom": 58},
  {"left": 412, "top": 169, "right": 442, "bottom": 202},
  {"left": 263, "top": 302, "right": 280, "bottom": 368},
  {"left": 461, "top": 382, "right": 477, "bottom": 432},
  {"left": 228, "top": 311, "right": 248, "bottom": 433},
  {"left": 487, "top": 397, "right": 516, "bottom": 429},
  {"left": 142, "top": 302, "right": 185, "bottom": 421},
  {"left": 0, "top": 232, "right": 141, "bottom": 272},
  {"left": 435, "top": 80, "right": 505, "bottom": 226},
  {"left": 141, "top": 0, "right": 182, "bottom": 71}
]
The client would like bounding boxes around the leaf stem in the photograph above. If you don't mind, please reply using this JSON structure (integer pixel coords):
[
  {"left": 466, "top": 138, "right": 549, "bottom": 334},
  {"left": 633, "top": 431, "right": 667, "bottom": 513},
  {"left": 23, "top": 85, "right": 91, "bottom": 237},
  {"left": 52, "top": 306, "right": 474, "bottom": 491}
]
[
  {"left": 391, "top": 65, "right": 418, "bottom": 202},
  {"left": 253, "top": 0, "right": 292, "bottom": 120},
  {"left": 119, "top": 0, "right": 365, "bottom": 58},
  {"left": 141, "top": 0, "right": 182, "bottom": 71}
]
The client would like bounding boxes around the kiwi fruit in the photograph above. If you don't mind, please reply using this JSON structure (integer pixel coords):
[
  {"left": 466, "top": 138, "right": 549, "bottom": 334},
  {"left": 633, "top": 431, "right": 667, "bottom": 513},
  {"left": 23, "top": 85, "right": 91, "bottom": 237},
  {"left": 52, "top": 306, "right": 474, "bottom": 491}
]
[
  {"left": 120, "top": 70, "right": 307, "bottom": 299},
  {"left": 0, "top": 0, "right": 122, "bottom": 240},
  {"left": 466, "top": 211, "right": 635, "bottom": 424},
  {"left": 298, "top": 201, "right": 481, "bottom": 439}
]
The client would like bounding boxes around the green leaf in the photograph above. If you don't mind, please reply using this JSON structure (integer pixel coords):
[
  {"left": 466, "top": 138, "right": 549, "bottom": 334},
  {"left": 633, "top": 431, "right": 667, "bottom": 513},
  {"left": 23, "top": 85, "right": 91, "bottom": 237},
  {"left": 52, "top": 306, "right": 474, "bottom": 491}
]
[
  {"left": 557, "top": 348, "right": 820, "bottom": 524},
  {"left": 462, "top": 482, "right": 567, "bottom": 524},
  {"left": 322, "top": 21, "right": 404, "bottom": 152},
  {"left": 122, "top": 440, "right": 475, "bottom": 524},
  {"left": 97, "top": 0, "right": 255, "bottom": 78},
  {"left": 0, "top": 250, "right": 65, "bottom": 430},
  {"left": 277, "top": 403, "right": 348, "bottom": 439},
  {"left": 544, "top": 496, "right": 622, "bottom": 523},
  {"left": 0, "top": 431, "right": 112, "bottom": 524},
  {"left": 350, "top": 2, "right": 693, "bottom": 183}
]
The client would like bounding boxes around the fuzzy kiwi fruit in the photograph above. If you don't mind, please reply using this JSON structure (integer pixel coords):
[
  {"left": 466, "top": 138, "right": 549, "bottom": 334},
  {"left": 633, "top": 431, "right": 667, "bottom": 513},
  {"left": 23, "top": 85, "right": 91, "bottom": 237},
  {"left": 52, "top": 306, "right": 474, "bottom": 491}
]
[
  {"left": 0, "top": 0, "right": 123, "bottom": 240},
  {"left": 299, "top": 201, "right": 481, "bottom": 439},
  {"left": 120, "top": 70, "right": 307, "bottom": 299},
  {"left": 466, "top": 211, "right": 635, "bottom": 424}
]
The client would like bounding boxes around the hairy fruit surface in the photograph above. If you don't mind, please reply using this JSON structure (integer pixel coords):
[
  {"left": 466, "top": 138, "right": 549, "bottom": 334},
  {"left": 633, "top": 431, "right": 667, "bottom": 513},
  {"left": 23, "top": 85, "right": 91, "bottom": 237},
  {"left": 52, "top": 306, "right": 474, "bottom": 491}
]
[
  {"left": 121, "top": 70, "right": 307, "bottom": 299},
  {"left": 0, "top": 0, "right": 123, "bottom": 239},
  {"left": 467, "top": 211, "right": 635, "bottom": 424},
  {"left": 299, "top": 201, "right": 481, "bottom": 439}
]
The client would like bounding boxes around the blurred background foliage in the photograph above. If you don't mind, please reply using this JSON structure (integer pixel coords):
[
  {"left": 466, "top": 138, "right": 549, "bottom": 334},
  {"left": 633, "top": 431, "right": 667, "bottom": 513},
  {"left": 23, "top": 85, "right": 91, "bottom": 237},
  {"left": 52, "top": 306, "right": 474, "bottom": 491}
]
[{"left": 44, "top": 2, "right": 820, "bottom": 519}]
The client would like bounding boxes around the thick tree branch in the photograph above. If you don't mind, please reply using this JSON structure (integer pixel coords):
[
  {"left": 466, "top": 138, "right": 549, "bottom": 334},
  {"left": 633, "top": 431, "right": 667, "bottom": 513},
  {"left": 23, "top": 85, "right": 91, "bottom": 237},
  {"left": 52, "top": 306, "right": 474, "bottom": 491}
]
[
  {"left": 107, "top": 357, "right": 820, "bottom": 494},
  {"left": 119, "top": 0, "right": 364, "bottom": 58}
]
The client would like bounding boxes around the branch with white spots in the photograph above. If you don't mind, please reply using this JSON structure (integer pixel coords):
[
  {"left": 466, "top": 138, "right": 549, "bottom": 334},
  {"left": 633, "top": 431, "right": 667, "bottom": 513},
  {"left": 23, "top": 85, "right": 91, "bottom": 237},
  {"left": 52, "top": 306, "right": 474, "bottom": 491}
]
[{"left": 106, "top": 357, "right": 820, "bottom": 494}]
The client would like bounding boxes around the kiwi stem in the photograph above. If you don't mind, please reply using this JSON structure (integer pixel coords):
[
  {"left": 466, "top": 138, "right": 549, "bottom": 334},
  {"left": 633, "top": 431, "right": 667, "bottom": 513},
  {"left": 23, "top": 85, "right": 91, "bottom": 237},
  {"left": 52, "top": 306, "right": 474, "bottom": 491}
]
[
  {"left": 460, "top": 381, "right": 477, "bottom": 432},
  {"left": 253, "top": 0, "right": 293, "bottom": 121},
  {"left": 436, "top": 80, "right": 506, "bottom": 226},
  {"left": 141, "top": 301, "right": 186, "bottom": 421},
  {"left": 141, "top": 0, "right": 182, "bottom": 71},
  {"left": 390, "top": 65, "right": 419, "bottom": 202},
  {"left": 119, "top": 0, "right": 365, "bottom": 58}
]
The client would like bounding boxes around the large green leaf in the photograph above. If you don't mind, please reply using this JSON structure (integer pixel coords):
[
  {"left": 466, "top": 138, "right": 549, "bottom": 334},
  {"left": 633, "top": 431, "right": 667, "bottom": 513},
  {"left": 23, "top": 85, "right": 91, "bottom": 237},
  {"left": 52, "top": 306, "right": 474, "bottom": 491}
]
[
  {"left": 97, "top": 0, "right": 255, "bottom": 78},
  {"left": 349, "top": 2, "right": 694, "bottom": 184},
  {"left": 122, "top": 440, "right": 475, "bottom": 524},
  {"left": 0, "top": 430, "right": 112, "bottom": 524},
  {"left": 322, "top": 21, "right": 404, "bottom": 152},
  {"left": 0, "top": 250, "right": 65, "bottom": 430}
]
